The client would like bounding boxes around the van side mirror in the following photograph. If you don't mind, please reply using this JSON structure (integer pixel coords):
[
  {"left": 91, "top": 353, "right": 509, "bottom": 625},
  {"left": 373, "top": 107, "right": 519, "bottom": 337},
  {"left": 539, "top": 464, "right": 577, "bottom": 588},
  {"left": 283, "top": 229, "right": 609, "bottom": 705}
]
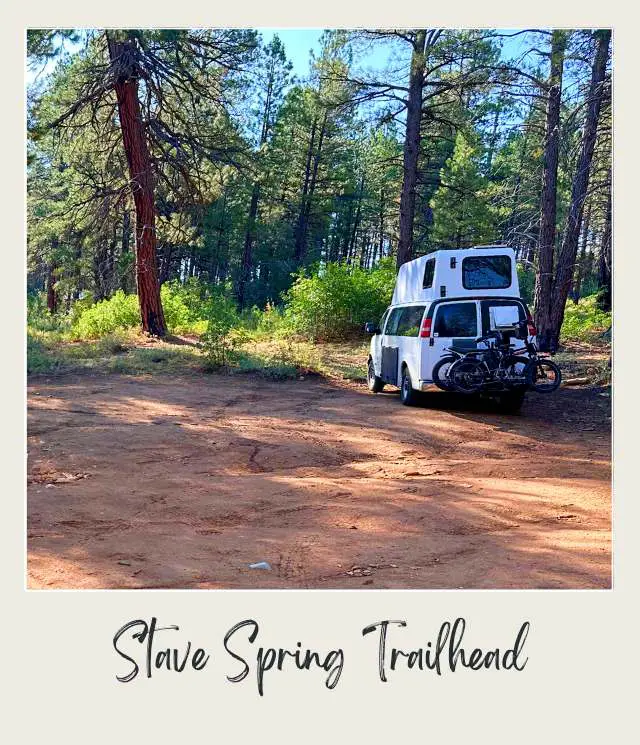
[{"left": 365, "top": 321, "right": 380, "bottom": 335}]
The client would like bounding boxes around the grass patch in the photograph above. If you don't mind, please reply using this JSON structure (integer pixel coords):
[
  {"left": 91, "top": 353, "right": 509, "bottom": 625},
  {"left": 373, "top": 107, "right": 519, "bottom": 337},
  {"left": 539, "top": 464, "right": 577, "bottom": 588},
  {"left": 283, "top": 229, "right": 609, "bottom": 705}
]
[
  {"left": 27, "top": 333, "right": 62, "bottom": 374},
  {"left": 561, "top": 295, "right": 611, "bottom": 344},
  {"left": 554, "top": 342, "right": 611, "bottom": 386},
  {"left": 27, "top": 328, "right": 202, "bottom": 377}
]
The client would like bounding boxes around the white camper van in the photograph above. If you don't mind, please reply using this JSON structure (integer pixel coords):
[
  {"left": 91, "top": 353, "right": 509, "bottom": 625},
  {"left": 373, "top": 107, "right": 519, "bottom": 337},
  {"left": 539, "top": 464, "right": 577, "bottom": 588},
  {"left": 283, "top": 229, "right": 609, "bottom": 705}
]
[{"left": 365, "top": 246, "right": 536, "bottom": 410}]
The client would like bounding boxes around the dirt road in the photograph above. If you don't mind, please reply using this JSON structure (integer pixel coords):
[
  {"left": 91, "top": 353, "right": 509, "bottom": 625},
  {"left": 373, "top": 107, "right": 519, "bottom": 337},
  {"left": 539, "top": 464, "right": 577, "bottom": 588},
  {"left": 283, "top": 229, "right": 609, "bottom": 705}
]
[{"left": 27, "top": 373, "right": 611, "bottom": 589}]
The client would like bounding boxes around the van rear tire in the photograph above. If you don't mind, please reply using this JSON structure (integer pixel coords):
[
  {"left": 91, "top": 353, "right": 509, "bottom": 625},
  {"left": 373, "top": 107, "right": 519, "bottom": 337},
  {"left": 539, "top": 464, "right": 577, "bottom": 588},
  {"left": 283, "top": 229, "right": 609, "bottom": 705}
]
[
  {"left": 400, "top": 367, "right": 419, "bottom": 406},
  {"left": 495, "top": 389, "right": 526, "bottom": 414},
  {"left": 432, "top": 355, "right": 457, "bottom": 391}
]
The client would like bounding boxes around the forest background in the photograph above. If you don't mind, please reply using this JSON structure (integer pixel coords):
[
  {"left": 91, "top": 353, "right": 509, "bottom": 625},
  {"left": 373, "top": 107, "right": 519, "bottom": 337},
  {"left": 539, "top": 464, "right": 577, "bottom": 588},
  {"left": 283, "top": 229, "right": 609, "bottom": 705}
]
[{"left": 26, "top": 28, "right": 612, "bottom": 381}]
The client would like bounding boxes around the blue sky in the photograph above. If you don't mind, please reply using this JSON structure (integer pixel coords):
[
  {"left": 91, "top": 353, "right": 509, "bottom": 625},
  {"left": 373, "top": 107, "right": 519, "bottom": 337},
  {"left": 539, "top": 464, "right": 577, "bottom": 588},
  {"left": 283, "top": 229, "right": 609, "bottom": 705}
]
[
  {"left": 27, "top": 28, "right": 535, "bottom": 87},
  {"left": 259, "top": 28, "right": 532, "bottom": 81}
]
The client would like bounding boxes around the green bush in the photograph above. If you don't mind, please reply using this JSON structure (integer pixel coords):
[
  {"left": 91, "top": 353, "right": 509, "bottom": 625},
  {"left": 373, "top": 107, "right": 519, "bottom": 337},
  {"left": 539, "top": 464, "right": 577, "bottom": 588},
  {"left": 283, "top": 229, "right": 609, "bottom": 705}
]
[
  {"left": 27, "top": 332, "right": 60, "bottom": 374},
  {"left": 253, "top": 303, "right": 287, "bottom": 338},
  {"left": 561, "top": 294, "right": 611, "bottom": 343},
  {"left": 70, "top": 280, "right": 216, "bottom": 339},
  {"left": 71, "top": 290, "right": 140, "bottom": 339},
  {"left": 27, "top": 292, "right": 70, "bottom": 334},
  {"left": 282, "top": 258, "right": 396, "bottom": 341},
  {"left": 160, "top": 278, "right": 212, "bottom": 333},
  {"left": 199, "top": 293, "right": 244, "bottom": 370}
]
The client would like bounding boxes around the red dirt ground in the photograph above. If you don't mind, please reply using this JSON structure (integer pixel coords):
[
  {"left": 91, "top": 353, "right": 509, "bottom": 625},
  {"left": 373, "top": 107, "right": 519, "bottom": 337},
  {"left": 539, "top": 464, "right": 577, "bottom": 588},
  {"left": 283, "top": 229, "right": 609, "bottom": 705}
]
[{"left": 27, "top": 373, "right": 611, "bottom": 589}]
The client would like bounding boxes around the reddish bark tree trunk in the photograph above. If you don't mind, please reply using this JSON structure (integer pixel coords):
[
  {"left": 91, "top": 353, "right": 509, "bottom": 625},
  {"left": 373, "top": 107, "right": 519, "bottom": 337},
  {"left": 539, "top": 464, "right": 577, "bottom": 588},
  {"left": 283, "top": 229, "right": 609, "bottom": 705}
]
[
  {"left": 108, "top": 34, "right": 166, "bottom": 337},
  {"left": 534, "top": 30, "right": 566, "bottom": 350},
  {"left": 548, "top": 30, "right": 611, "bottom": 349},
  {"left": 397, "top": 30, "right": 427, "bottom": 270}
]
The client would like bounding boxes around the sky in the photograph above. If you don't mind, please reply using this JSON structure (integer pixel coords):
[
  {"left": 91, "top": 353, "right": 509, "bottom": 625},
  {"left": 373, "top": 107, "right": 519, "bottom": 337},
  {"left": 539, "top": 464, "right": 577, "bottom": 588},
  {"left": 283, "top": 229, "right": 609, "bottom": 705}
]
[
  {"left": 260, "top": 28, "right": 532, "bottom": 81},
  {"left": 27, "top": 28, "right": 535, "bottom": 88}
]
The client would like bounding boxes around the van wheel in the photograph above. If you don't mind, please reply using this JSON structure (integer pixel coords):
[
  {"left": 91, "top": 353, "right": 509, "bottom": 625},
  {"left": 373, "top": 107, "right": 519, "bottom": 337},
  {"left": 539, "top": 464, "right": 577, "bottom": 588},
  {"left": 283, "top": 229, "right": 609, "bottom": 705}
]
[
  {"left": 367, "top": 359, "right": 385, "bottom": 393},
  {"left": 495, "top": 389, "right": 526, "bottom": 414},
  {"left": 400, "top": 367, "right": 419, "bottom": 406}
]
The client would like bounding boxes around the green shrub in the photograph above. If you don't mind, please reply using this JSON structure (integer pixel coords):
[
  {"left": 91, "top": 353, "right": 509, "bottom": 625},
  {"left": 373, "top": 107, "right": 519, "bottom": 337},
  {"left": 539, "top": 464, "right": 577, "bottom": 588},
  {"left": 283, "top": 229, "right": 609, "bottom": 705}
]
[
  {"left": 160, "top": 278, "right": 212, "bottom": 333},
  {"left": 199, "top": 293, "right": 244, "bottom": 370},
  {"left": 70, "top": 279, "right": 232, "bottom": 339},
  {"left": 27, "top": 292, "right": 70, "bottom": 334},
  {"left": 71, "top": 290, "right": 140, "bottom": 338},
  {"left": 561, "top": 294, "right": 611, "bottom": 343},
  {"left": 27, "top": 332, "right": 60, "bottom": 374},
  {"left": 282, "top": 258, "right": 396, "bottom": 341},
  {"left": 254, "top": 303, "right": 287, "bottom": 338}
]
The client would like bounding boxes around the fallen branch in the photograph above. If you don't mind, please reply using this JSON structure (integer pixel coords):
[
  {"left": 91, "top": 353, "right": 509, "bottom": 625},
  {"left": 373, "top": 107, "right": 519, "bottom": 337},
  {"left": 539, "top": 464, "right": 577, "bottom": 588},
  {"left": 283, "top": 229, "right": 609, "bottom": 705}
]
[{"left": 562, "top": 377, "right": 590, "bottom": 387}]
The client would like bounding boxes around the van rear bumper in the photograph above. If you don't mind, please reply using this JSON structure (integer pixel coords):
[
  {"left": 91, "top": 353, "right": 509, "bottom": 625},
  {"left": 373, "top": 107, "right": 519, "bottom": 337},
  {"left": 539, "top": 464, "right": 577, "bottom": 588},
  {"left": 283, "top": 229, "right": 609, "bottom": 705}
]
[{"left": 419, "top": 380, "right": 437, "bottom": 391}]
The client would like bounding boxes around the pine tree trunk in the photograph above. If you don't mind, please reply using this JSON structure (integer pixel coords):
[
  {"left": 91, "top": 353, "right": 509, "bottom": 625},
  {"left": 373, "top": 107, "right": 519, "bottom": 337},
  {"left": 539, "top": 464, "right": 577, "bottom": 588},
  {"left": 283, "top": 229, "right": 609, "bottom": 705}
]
[
  {"left": 597, "top": 179, "right": 612, "bottom": 312},
  {"left": 295, "top": 111, "right": 327, "bottom": 263},
  {"left": 572, "top": 202, "right": 592, "bottom": 303},
  {"left": 121, "top": 209, "right": 133, "bottom": 292},
  {"left": 397, "top": 30, "right": 427, "bottom": 269},
  {"left": 238, "top": 184, "right": 260, "bottom": 308},
  {"left": 378, "top": 187, "right": 385, "bottom": 260},
  {"left": 108, "top": 34, "right": 166, "bottom": 337},
  {"left": 349, "top": 174, "right": 366, "bottom": 258},
  {"left": 548, "top": 30, "right": 611, "bottom": 349},
  {"left": 293, "top": 117, "right": 318, "bottom": 262},
  {"left": 534, "top": 30, "right": 566, "bottom": 350},
  {"left": 46, "top": 263, "right": 57, "bottom": 314}
]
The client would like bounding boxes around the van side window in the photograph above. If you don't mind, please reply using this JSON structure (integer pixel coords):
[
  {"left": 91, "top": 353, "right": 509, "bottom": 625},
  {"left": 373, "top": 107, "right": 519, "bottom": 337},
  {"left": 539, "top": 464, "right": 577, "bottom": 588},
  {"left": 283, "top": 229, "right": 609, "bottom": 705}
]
[
  {"left": 396, "top": 305, "right": 426, "bottom": 337},
  {"left": 434, "top": 302, "right": 477, "bottom": 337},
  {"left": 385, "top": 307, "right": 403, "bottom": 335},
  {"left": 423, "top": 258, "right": 435, "bottom": 289}
]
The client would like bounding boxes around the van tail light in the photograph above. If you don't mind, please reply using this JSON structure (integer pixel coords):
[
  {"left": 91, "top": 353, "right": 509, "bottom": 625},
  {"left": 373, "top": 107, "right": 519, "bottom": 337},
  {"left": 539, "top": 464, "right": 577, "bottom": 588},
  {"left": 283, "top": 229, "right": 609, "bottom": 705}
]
[
  {"left": 526, "top": 312, "right": 537, "bottom": 337},
  {"left": 420, "top": 318, "right": 432, "bottom": 338}
]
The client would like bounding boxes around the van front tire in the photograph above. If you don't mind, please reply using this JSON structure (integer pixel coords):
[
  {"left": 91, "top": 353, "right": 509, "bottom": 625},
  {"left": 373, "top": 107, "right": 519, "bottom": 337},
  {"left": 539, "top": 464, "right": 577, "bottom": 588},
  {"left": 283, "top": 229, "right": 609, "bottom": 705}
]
[
  {"left": 400, "top": 367, "right": 419, "bottom": 406},
  {"left": 367, "top": 359, "right": 385, "bottom": 393}
]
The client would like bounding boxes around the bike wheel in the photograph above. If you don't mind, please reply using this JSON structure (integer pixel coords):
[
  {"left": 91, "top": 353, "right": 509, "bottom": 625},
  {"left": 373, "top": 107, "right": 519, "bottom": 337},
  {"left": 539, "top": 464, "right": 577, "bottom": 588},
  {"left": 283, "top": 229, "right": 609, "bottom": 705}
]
[
  {"left": 526, "top": 359, "right": 562, "bottom": 393},
  {"left": 450, "top": 359, "right": 485, "bottom": 394},
  {"left": 432, "top": 355, "right": 457, "bottom": 391}
]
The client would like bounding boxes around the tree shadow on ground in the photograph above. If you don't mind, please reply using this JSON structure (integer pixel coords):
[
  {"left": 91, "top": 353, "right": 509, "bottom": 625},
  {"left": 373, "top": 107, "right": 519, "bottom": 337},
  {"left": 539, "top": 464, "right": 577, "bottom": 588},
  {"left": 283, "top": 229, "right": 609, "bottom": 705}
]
[{"left": 27, "top": 372, "right": 611, "bottom": 590}]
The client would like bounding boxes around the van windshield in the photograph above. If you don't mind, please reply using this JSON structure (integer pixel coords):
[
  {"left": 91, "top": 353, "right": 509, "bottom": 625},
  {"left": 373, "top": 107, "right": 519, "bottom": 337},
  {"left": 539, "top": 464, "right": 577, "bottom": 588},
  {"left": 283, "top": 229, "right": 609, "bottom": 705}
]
[{"left": 462, "top": 255, "right": 511, "bottom": 289}]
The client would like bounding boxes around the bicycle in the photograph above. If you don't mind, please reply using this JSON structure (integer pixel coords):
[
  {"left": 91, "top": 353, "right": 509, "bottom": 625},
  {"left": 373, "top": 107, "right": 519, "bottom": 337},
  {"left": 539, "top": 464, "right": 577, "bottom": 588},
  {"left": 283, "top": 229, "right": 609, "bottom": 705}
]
[{"left": 433, "top": 321, "right": 561, "bottom": 395}]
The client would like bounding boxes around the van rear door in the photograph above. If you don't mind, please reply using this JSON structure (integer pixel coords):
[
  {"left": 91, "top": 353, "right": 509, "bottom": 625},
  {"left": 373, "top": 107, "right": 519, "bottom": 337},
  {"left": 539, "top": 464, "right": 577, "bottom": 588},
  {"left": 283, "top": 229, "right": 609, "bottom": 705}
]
[
  {"left": 423, "top": 301, "right": 480, "bottom": 382},
  {"left": 479, "top": 299, "right": 528, "bottom": 351}
]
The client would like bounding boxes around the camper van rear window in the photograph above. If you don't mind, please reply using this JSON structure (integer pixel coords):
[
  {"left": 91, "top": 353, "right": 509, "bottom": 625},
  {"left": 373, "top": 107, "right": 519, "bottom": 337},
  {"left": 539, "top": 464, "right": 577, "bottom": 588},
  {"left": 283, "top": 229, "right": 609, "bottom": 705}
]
[{"left": 462, "top": 255, "right": 511, "bottom": 290}]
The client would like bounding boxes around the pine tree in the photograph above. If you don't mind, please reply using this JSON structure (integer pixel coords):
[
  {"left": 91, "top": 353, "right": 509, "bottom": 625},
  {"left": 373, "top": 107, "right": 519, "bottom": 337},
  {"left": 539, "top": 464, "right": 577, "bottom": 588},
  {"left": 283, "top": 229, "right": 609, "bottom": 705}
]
[{"left": 430, "top": 131, "right": 497, "bottom": 248}]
